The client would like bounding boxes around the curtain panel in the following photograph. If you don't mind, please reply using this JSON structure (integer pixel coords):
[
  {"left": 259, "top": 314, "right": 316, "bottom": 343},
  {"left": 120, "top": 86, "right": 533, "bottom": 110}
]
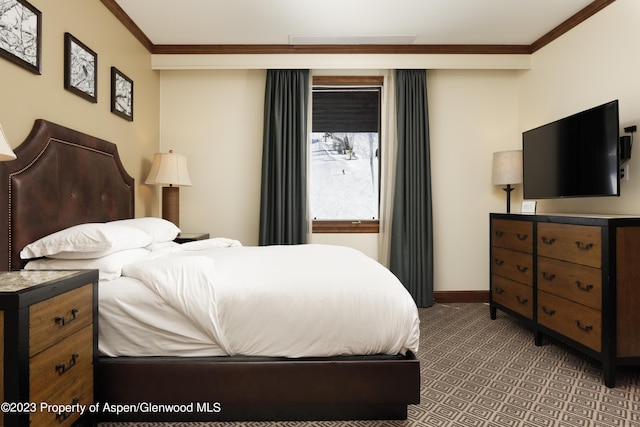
[
  {"left": 390, "top": 69, "right": 434, "bottom": 307},
  {"left": 259, "top": 69, "right": 310, "bottom": 245}
]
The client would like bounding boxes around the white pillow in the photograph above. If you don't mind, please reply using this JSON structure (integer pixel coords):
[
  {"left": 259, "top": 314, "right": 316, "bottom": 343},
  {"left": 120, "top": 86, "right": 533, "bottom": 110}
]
[
  {"left": 20, "top": 223, "right": 153, "bottom": 260},
  {"left": 24, "top": 248, "right": 151, "bottom": 281},
  {"left": 109, "top": 217, "right": 181, "bottom": 243}
]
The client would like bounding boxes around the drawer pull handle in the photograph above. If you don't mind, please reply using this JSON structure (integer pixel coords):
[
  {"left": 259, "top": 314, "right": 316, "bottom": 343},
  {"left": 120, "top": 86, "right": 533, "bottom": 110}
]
[
  {"left": 495, "top": 230, "right": 504, "bottom": 237},
  {"left": 542, "top": 306, "right": 556, "bottom": 316},
  {"left": 516, "top": 264, "right": 528, "bottom": 273},
  {"left": 516, "top": 296, "right": 528, "bottom": 305},
  {"left": 541, "top": 272, "right": 556, "bottom": 281},
  {"left": 576, "top": 281, "right": 594, "bottom": 292},
  {"left": 494, "top": 287, "right": 505, "bottom": 295},
  {"left": 541, "top": 237, "right": 556, "bottom": 245},
  {"left": 494, "top": 258, "right": 504, "bottom": 266},
  {"left": 575, "top": 241, "right": 594, "bottom": 251},
  {"left": 55, "top": 308, "right": 78, "bottom": 326},
  {"left": 575, "top": 320, "right": 593, "bottom": 332},
  {"left": 55, "top": 353, "right": 78, "bottom": 374},
  {"left": 516, "top": 233, "right": 528, "bottom": 241},
  {"left": 56, "top": 397, "right": 80, "bottom": 422}
]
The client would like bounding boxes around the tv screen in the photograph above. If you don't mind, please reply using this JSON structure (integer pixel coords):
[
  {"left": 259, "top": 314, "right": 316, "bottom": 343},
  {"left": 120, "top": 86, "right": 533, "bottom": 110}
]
[{"left": 522, "top": 100, "right": 620, "bottom": 199}]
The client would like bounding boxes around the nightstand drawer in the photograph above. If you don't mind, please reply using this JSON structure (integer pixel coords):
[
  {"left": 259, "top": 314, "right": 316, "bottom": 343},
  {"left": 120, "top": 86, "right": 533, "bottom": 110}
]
[
  {"left": 30, "top": 325, "right": 93, "bottom": 403},
  {"left": 538, "top": 291, "right": 601, "bottom": 352},
  {"left": 491, "top": 246, "right": 533, "bottom": 285},
  {"left": 537, "top": 256, "right": 601, "bottom": 310},
  {"left": 491, "top": 275, "right": 533, "bottom": 319},
  {"left": 29, "top": 283, "right": 93, "bottom": 356},
  {"left": 29, "top": 365, "right": 93, "bottom": 427},
  {"left": 491, "top": 219, "right": 533, "bottom": 253},
  {"left": 537, "top": 223, "right": 601, "bottom": 268}
]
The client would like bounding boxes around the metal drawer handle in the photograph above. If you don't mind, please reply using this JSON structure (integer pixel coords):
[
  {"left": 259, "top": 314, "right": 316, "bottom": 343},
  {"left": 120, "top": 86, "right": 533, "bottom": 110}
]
[
  {"left": 575, "top": 320, "right": 593, "bottom": 332},
  {"left": 516, "top": 233, "right": 528, "bottom": 241},
  {"left": 516, "top": 264, "right": 528, "bottom": 273},
  {"left": 541, "top": 272, "right": 556, "bottom": 281},
  {"left": 55, "top": 353, "right": 78, "bottom": 375},
  {"left": 495, "top": 230, "right": 504, "bottom": 237},
  {"left": 56, "top": 397, "right": 79, "bottom": 422},
  {"left": 541, "top": 237, "right": 556, "bottom": 245},
  {"left": 516, "top": 296, "right": 528, "bottom": 305},
  {"left": 575, "top": 241, "right": 594, "bottom": 251},
  {"left": 494, "top": 258, "right": 504, "bottom": 266},
  {"left": 55, "top": 308, "right": 78, "bottom": 326},
  {"left": 576, "top": 281, "right": 594, "bottom": 292},
  {"left": 494, "top": 287, "right": 505, "bottom": 295},
  {"left": 542, "top": 306, "right": 556, "bottom": 316}
]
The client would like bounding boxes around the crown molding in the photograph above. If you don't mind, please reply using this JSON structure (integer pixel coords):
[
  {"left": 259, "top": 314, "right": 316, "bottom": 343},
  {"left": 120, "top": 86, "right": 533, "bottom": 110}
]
[{"left": 100, "top": 0, "right": 616, "bottom": 56}]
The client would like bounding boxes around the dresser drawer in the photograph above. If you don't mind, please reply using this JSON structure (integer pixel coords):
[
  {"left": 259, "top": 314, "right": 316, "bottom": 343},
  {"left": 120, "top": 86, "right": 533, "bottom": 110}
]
[
  {"left": 30, "top": 284, "right": 93, "bottom": 356},
  {"left": 491, "top": 246, "right": 533, "bottom": 285},
  {"left": 538, "top": 291, "right": 601, "bottom": 352},
  {"left": 537, "top": 256, "right": 602, "bottom": 310},
  {"left": 30, "top": 325, "right": 93, "bottom": 404},
  {"left": 28, "top": 364, "right": 93, "bottom": 427},
  {"left": 491, "top": 219, "right": 533, "bottom": 253},
  {"left": 491, "top": 275, "right": 533, "bottom": 319},
  {"left": 537, "top": 223, "right": 601, "bottom": 268}
]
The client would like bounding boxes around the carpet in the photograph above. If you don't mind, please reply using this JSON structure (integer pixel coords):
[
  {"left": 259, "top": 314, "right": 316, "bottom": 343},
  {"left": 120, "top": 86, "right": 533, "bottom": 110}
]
[{"left": 98, "top": 303, "right": 640, "bottom": 426}]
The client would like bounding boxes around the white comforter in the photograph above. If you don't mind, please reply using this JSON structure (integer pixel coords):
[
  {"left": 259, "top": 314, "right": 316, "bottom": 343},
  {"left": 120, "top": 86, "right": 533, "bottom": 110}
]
[{"left": 116, "top": 242, "right": 419, "bottom": 358}]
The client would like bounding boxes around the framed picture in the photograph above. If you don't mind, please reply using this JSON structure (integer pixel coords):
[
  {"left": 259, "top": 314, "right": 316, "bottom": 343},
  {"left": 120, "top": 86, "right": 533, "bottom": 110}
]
[
  {"left": 64, "top": 32, "right": 97, "bottom": 103},
  {"left": 111, "top": 67, "right": 133, "bottom": 121},
  {"left": 0, "top": 0, "right": 41, "bottom": 74}
]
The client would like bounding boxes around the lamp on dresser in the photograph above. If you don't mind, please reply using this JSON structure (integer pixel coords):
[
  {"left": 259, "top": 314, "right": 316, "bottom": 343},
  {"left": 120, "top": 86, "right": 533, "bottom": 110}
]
[
  {"left": 492, "top": 150, "right": 522, "bottom": 213},
  {"left": 145, "top": 150, "right": 192, "bottom": 227},
  {"left": 0, "top": 124, "right": 17, "bottom": 161}
]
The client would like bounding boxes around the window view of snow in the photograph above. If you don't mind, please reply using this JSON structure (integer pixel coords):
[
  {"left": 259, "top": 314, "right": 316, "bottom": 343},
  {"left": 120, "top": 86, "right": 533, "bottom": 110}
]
[{"left": 311, "top": 132, "right": 379, "bottom": 220}]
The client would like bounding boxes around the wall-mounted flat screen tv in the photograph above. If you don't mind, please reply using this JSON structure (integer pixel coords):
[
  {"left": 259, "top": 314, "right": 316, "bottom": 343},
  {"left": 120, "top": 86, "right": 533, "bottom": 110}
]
[{"left": 522, "top": 100, "right": 620, "bottom": 199}]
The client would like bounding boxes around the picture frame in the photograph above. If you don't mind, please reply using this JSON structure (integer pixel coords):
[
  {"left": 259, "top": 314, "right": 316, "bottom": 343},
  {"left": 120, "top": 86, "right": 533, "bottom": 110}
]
[
  {"left": 110, "top": 67, "right": 133, "bottom": 121},
  {"left": 0, "top": 0, "right": 42, "bottom": 74},
  {"left": 64, "top": 32, "right": 97, "bottom": 103},
  {"left": 521, "top": 200, "right": 537, "bottom": 214}
]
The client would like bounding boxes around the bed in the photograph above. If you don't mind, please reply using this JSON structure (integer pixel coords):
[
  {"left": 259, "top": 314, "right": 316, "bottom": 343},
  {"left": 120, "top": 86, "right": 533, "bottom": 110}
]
[{"left": 0, "top": 119, "right": 421, "bottom": 422}]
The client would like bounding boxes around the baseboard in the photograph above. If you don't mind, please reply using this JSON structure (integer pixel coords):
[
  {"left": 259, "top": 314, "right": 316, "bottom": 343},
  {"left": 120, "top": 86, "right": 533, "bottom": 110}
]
[{"left": 433, "top": 291, "right": 489, "bottom": 304}]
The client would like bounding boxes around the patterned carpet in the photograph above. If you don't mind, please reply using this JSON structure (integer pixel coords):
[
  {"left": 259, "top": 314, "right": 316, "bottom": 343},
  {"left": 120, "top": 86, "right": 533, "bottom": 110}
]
[{"left": 98, "top": 303, "right": 640, "bottom": 427}]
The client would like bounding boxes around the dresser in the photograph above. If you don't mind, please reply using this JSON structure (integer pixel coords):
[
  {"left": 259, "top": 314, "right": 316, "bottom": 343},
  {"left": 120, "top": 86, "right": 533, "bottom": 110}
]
[
  {"left": 490, "top": 213, "right": 640, "bottom": 387},
  {"left": 0, "top": 270, "right": 98, "bottom": 426}
]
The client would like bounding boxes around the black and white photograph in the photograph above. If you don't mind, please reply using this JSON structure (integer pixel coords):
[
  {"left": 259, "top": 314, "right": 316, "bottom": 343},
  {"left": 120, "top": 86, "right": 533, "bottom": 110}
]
[
  {"left": 64, "top": 32, "right": 97, "bottom": 103},
  {"left": 111, "top": 67, "right": 133, "bottom": 121},
  {"left": 0, "top": 0, "right": 41, "bottom": 74}
]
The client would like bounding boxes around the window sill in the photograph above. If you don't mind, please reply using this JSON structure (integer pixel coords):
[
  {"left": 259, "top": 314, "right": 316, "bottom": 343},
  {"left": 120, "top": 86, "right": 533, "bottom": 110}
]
[{"left": 312, "top": 220, "right": 379, "bottom": 234}]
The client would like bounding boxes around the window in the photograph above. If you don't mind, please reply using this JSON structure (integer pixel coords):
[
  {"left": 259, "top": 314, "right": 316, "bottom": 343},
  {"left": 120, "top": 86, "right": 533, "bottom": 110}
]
[{"left": 311, "top": 76, "right": 382, "bottom": 233}]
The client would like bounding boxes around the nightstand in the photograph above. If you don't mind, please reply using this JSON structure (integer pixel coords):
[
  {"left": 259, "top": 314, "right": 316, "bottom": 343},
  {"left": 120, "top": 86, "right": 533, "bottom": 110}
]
[
  {"left": 174, "top": 232, "right": 210, "bottom": 243},
  {"left": 0, "top": 269, "right": 98, "bottom": 427}
]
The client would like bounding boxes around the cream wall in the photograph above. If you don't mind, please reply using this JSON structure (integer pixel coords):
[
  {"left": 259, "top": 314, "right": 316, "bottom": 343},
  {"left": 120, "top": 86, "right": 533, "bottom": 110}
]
[
  {"left": 159, "top": 70, "right": 265, "bottom": 245},
  {"left": 518, "top": 0, "right": 640, "bottom": 215},
  {"left": 160, "top": 67, "right": 520, "bottom": 292},
  {"left": 0, "top": 0, "right": 160, "bottom": 216}
]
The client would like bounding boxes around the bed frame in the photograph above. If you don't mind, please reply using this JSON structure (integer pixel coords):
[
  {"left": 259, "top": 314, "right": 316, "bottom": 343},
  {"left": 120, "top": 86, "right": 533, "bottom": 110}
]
[{"left": 0, "top": 119, "right": 420, "bottom": 422}]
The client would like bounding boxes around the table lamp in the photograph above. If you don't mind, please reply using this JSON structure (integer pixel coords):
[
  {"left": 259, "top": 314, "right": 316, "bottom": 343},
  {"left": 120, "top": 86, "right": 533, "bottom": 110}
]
[
  {"left": 0, "top": 124, "right": 17, "bottom": 161},
  {"left": 492, "top": 150, "right": 522, "bottom": 213},
  {"left": 145, "top": 150, "right": 192, "bottom": 227}
]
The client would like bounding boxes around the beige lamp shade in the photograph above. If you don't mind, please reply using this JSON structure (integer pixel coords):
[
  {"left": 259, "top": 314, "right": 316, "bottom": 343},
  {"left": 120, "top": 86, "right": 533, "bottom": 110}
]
[
  {"left": 492, "top": 150, "right": 522, "bottom": 186},
  {"left": 145, "top": 150, "right": 192, "bottom": 186},
  {"left": 0, "top": 124, "right": 17, "bottom": 161}
]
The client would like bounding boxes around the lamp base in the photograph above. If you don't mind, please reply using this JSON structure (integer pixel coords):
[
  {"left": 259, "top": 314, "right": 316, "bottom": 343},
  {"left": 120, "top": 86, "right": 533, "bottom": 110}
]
[
  {"left": 503, "top": 185, "right": 514, "bottom": 213},
  {"left": 162, "top": 186, "right": 180, "bottom": 227}
]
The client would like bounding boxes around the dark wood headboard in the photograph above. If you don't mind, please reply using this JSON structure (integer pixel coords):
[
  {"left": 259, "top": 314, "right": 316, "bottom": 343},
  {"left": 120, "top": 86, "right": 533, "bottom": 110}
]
[{"left": 0, "top": 120, "right": 134, "bottom": 271}]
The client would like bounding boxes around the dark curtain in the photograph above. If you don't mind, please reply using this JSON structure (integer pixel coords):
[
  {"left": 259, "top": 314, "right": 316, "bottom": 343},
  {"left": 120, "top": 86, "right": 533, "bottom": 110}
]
[
  {"left": 259, "top": 69, "right": 310, "bottom": 246},
  {"left": 390, "top": 69, "right": 433, "bottom": 307}
]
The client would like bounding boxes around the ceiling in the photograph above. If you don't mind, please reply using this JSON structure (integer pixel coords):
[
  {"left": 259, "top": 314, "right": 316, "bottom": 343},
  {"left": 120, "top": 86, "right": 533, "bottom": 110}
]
[{"left": 109, "top": 0, "right": 612, "bottom": 53}]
